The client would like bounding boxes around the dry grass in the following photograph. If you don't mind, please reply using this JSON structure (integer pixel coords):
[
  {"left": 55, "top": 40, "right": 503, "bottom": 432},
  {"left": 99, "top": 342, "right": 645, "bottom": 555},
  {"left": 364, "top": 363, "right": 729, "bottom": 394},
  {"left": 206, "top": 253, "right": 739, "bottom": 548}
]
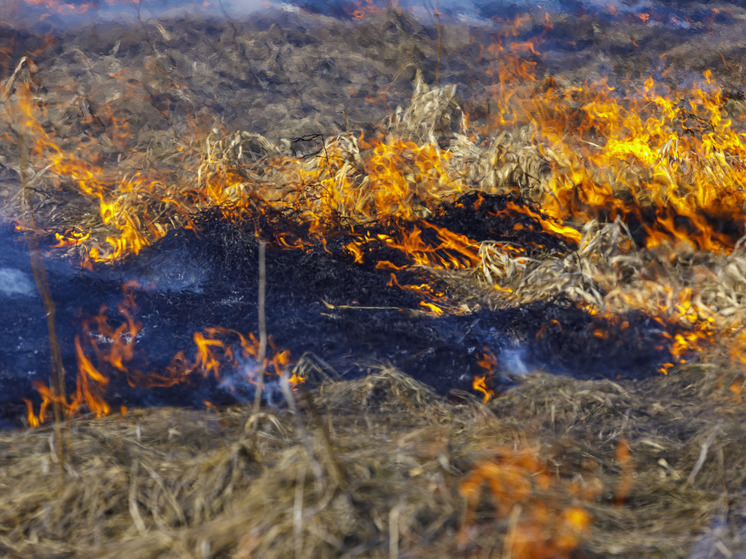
[
  {"left": 1, "top": 363, "right": 745, "bottom": 557},
  {"left": 2, "top": 7, "right": 746, "bottom": 558}
]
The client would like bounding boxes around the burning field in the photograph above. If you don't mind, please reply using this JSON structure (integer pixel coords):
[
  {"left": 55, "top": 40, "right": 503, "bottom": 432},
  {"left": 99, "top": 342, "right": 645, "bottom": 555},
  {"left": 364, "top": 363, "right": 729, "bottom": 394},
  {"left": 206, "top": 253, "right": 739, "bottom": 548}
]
[{"left": 3, "top": 0, "right": 746, "bottom": 556}]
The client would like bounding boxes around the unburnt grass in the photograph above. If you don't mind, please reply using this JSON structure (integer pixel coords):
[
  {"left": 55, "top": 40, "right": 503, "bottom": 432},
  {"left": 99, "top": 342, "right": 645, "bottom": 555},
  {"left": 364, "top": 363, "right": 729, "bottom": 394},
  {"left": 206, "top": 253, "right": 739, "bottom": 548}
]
[{"left": 1, "top": 362, "right": 746, "bottom": 557}]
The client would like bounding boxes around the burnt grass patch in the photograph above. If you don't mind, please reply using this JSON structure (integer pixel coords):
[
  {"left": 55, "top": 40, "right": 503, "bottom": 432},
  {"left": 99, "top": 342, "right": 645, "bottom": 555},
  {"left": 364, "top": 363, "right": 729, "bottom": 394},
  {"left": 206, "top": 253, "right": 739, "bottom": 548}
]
[{"left": 2, "top": 199, "right": 676, "bottom": 428}]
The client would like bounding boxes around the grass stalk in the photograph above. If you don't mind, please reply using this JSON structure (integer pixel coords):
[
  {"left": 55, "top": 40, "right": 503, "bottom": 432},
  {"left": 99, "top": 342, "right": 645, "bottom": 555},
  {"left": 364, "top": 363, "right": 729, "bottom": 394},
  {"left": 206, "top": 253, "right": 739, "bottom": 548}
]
[
  {"left": 13, "top": 106, "right": 68, "bottom": 469},
  {"left": 253, "top": 240, "right": 267, "bottom": 413}
]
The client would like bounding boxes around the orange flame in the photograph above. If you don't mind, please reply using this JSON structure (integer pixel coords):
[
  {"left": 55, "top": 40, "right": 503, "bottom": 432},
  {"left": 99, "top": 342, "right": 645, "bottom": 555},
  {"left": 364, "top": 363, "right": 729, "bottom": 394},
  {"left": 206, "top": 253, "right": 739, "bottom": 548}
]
[
  {"left": 473, "top": 348, "right": 497, "bottom": 402},
  {"left": 459, "top": 446, "right": 592, "bottom": 556},
  {"left": 350, "top": 0, "right": 380, "bottom": 20},
  {"left": 23, "top": 398, "right": 39, "bottom": 428},
  {"left": 484, "top": 54, "right": 746, "bottom": 253},
  {"left": 9, "top": 14, "right": 746, "bottom": 425},
  {"left": 26, "top": 288, "right": 295, "bottom": 425}
]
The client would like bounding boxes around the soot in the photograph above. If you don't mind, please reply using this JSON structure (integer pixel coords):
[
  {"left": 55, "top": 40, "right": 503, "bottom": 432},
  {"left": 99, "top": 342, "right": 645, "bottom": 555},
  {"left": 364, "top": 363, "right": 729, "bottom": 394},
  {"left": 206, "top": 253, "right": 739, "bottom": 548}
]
[{"left": 0, "top": 195, "right": 680, "bottom": 428}]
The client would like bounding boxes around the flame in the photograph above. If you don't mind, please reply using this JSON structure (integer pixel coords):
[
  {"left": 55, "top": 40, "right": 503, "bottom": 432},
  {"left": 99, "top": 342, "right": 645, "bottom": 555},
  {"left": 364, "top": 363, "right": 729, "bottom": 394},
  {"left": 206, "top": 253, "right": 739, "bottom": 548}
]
[
  {"left": 4, "top": 77, "right": 206, "bottom": 264},
  {"left": 15, "top": 0, "right": 95, "bottom": 15},
  {"left": 472, "top": 375, "right": 491, "bottom": 403},
  {"left": 25, "top": 288, "right": 296, "bottom": 425},
  {"left": 349, "top": 222, "right": 480, "bottom": 271},
  {"left": 614, "top": 438, "right": 633, "bottom": 506},
  {"left": 485, "top": 52, "right": 746, "bottom": 253},
  {"left": 583, "top": 282, "right": 717, "bottom": 375},
  {"left": 6, "top": 0, "right": 150, "bottom": 17},
  {"left": 6, "top": 73, "right": 566, "bottom": 278},
  {"left": 418, "top": 301, "right": 443, "bottom": 315},
  {"left": 167, "top": 326, "right": 297, "bottom": 391},
  {"left": 4, "top": 6, "right": 745, "bottom": 269},
  {"left": 193, "top": 330, "right": 225, "bottom": 379},
  {"left": 459, "top": 446, "right": 593, "bottom": 556},
  {"left": 473, "top": 349, "right": 497, "bottom": 402},
  {"left": 294, "top": 136, "right": 462, "bottom": 226},
  {"left": 22, "top": 398, "right": 39, "bottom": 428},
  {"left": 10, "top": 11, "right": 746, "bottom": 426},
  {"left": 503, "top": 200, "right": 581, "bottom": 245},
  {"left": 27, "top": 381, "right": 54, "bottom": 425},
  {"left": 72, "top": 335, "right": 112, "bottom": 418},
  {"left": 53, "top": 229, "right": 91, "bottom": 248},
  {"left": 350, "top": 0, "right": 381, "bottom": 20}
]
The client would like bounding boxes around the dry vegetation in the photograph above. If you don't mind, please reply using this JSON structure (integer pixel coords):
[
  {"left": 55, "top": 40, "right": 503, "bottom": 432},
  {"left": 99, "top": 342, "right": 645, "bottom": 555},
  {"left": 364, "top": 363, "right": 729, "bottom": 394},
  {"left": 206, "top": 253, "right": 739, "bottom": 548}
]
[
  {"left": 2, "top": 3, "right": 746, "bottom": 557},
  {"left": 3, "top": 362, "right": 746, "bottom": 558}
]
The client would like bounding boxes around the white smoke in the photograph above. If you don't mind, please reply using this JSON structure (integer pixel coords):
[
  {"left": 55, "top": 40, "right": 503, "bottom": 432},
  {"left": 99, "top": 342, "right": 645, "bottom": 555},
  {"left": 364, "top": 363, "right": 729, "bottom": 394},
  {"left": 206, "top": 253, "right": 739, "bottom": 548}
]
[
  {"left": 0, "top": 268, "right": 34, "bottom": 297},
  {"left": 502, "top": 348, "right": 530, "bottom": 376},
  {"left": 226, "top": 0, "right": 278, "bottom": 15}
]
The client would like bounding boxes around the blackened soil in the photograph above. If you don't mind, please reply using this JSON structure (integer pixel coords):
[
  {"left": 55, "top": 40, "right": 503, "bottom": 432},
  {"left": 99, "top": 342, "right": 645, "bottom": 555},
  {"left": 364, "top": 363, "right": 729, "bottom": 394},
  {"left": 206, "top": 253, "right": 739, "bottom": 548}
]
[{"left": 0, "top": 204, "right": 677, "bottom": 428}]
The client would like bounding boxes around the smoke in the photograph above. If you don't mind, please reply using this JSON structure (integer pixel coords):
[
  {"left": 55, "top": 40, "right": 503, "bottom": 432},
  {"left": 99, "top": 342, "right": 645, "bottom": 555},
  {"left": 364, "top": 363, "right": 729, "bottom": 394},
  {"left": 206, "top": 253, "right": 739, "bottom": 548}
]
[
  {"left": 284, "top": 0, "right": 712, "bottom": 21},
  {"left": 222, "top": 0, "right": 277, "bottom": 16},
  {"left": 4, "top": 0, "right": 687, "bottom": 32},
  {"left": 3, "top": 0, "right": 270, "bottom": 31},
  {"left": 0, "top": 268, "right": 34, "bottom": 298},
  {"left": 217, "top": 353, "right": 285, "bottom": 405},
  {"left": 502, "top": 348, "right": 530, "bottom": 376},
  {"left": 228, "top": 0, "right": 268, "bottom": 9}
]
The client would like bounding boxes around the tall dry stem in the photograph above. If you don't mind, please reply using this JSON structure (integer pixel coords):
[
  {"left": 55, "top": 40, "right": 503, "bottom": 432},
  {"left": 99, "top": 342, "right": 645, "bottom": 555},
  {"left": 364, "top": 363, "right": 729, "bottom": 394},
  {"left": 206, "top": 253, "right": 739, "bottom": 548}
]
[
  {"left": 253, "top": 240, "right": 267, "bottom": 413},
  {"left": 7, "top": 70, "right": 68, "bottom": 468}
]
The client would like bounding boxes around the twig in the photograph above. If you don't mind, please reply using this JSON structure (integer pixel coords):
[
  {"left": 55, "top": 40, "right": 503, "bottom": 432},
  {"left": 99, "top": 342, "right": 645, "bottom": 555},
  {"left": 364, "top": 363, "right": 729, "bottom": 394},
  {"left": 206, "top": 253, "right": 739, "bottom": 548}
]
[
  {"left": 321, "top": 299, "right": 403, "bottom": 312},
  {"left": 216, "top": 0, "right": 261, "bottom": 84},
  {"left": 11, "top": 86, "right": 69, "bottom": 468},
  {"left": 502, "top": 504, "right": 523, "bottom": 559},
  {"left": 128, "top": 459, "right": 147, "bottom": 535},
  {"left": 688, "top": 427, "right": 720, "bottom": 485},
  {"left": 279, "top": 367, "right": 325, "bottom": 486},
  {"left": 136, "top": 0, "right": 176, "bottom": 74},
  {"left": 298, "top": 389, "right": 345, "bottom": 486},
  {"left": 389, "top": 504, "right": 401, "bottom": 559},
  {"left": 293, "top": 463, "right": 306, "bottom": 559},
  {"left": 253, "top": 240, "right": 267, "bottom": 414},
  {"left": 2, "top": 56, "right": 32, "bottom": 101}
]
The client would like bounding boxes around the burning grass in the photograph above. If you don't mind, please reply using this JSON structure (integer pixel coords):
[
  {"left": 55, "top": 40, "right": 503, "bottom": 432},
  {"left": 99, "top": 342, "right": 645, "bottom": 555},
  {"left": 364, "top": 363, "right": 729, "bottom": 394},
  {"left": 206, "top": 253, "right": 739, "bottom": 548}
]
[{"left": 3, "top": 2, "right": 746, "bottom": 556}]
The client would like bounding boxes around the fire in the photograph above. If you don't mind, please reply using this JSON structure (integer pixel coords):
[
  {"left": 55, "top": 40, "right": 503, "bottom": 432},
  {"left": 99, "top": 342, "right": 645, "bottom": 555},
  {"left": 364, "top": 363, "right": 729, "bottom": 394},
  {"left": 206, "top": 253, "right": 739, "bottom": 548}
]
[
  {"left": 72, "top": 335, "right": 112, "bottom": 418},
  {"left": 418, "top": 301, "right": 443, "bottom": 315},
  {"left": 164, "top": 327, "right": 297, "bottom": 399},
  {"left": 53, "top": 229, "right": 91, "bottom": 247},
  {"left": 7, "top": 9, "right": 746, "bottom": 420},
  {"left": 22, "top": 399, "right": 39, "bottom": 428},
  {"left": 486, "top": 54, "right": 746, "bottom": 253},
  {"left": 12, "top": 0, "right": 94, "bottom": 15},
  {"left": 349, "top": 222, "right": 480, "bottom": 271},
  {"left": 350, "top": 0, "right": 381, "bottom": 20},
  {"left": 614, "top": 438, "right": 634, "bottom": 506},
  {"left": 6, "top": 0, "right": 149, "bottom": 17},
  {"left": 459, "top": 446, "right": 594, "bottom": 557},
  {"left": 5, "top": 78, "right": 197, "bottom": 264},
  {"left": 5, "top": 0, "right": 745, "bottom": 270},
  {"left": 293, "top": 135, "right": 463, "bottom": 226},
  {"left": 473, "top": 349, "right": 497, "bottom": 403},
  {"left": 503, "top": 200, "right": 582, "bottom": 245},
  {"left": 25, "top": 288, "right": 297, "bottom": 425}
]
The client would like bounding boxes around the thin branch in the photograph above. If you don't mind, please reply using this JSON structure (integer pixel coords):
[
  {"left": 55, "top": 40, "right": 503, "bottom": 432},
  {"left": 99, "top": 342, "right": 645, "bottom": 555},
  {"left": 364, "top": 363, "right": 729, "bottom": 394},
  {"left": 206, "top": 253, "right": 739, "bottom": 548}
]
[
  {"left": 253, "top": 240, "right": 267, "bottom": 414},
  {"left": 12, "top": 90, "right": 68, "bottom": 468},
  {"left": 279, "top": 367, "right": 325, "bottom": 486}
]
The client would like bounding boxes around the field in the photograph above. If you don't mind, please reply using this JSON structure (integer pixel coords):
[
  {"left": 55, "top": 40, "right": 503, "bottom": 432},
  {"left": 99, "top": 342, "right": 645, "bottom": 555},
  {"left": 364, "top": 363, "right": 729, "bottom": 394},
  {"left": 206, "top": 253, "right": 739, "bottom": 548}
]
[{"left": 1, "top": 2, "right": 746, "bottom": 556}]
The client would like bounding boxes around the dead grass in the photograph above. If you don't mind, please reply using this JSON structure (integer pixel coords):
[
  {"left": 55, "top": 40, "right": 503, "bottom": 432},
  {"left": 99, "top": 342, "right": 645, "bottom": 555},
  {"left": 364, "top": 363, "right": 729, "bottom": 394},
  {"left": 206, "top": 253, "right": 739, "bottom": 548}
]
[
  {"left": 2, "top": 7, "right": 746, "bottom": 558},
  {"left": 0, "top": 362, "right": 744, "bottom": 557}
]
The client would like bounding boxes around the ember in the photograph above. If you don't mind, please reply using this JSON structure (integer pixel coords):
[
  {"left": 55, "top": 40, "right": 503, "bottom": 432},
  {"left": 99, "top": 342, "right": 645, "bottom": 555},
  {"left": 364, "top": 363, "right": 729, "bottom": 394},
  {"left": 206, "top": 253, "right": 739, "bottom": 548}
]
[{"left": 2, "top": 0, "right": 746, "bottom": 556}]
